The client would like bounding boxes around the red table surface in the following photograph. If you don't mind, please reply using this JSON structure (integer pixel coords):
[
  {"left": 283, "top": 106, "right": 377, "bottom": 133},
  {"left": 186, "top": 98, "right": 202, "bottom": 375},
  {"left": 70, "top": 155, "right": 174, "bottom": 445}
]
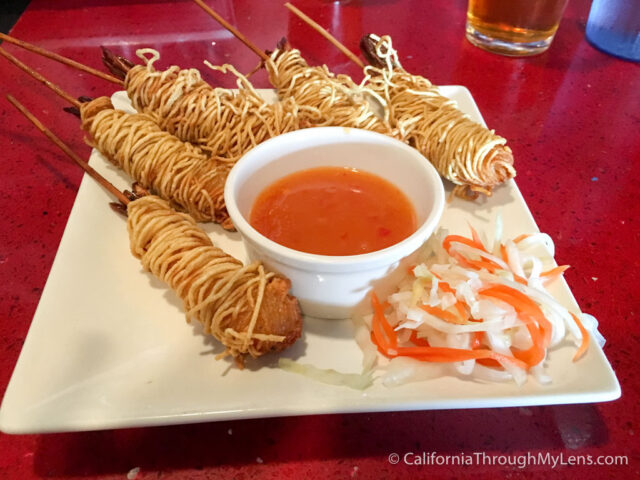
[{"left": 0, "top": 0, "right": 638, "bottom": 478}]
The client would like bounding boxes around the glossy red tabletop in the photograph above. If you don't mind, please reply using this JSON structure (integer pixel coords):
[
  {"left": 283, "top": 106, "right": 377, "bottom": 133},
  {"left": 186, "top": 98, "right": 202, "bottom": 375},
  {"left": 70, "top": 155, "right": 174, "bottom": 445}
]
[{"left": 0, "top": 1, "right": 638, "bottom": 478}]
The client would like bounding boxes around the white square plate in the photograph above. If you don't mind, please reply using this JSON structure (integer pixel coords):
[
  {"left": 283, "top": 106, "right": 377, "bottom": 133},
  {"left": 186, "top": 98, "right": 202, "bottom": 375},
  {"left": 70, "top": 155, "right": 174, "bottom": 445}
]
[{"left": 0, "top": 87, "right": 620, "bottom": 434}]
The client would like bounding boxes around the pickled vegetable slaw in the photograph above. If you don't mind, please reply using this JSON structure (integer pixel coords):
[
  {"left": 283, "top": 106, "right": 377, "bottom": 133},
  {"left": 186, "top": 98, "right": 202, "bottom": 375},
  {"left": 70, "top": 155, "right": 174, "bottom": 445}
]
[
  {"left": 280, "top": 222, "right": 605, "bottom": 389},
  {"left": 356, "top": 223, "right": 598, "bottom": 387}
]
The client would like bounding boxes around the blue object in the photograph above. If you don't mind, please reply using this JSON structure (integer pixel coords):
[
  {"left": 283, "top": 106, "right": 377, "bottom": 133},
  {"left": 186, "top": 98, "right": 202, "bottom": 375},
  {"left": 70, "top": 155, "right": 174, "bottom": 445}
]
[{"left": 586, "top": 0, "right": 640, "bottom": 62}]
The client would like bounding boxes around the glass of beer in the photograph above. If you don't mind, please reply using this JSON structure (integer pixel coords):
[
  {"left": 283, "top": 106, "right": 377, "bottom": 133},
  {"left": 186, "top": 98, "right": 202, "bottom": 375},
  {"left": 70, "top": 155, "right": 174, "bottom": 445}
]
[{"left": 466, "top": 0, "right": 569, "bottom": 56}]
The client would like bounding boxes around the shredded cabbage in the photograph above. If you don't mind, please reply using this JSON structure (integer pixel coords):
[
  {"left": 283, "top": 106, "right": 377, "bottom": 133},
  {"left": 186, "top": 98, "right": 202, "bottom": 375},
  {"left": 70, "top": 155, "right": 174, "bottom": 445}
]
[{"left": 278, "top": 359, "right": 373, "bottom": 390}]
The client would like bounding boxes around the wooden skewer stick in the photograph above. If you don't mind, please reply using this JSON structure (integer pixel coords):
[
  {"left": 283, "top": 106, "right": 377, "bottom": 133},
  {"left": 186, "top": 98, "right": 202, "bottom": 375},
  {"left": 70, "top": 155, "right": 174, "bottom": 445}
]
[
  {"left": 192, "top": 0, "right": 269, "bottom": 61},
  {"left": 284, "top": 2, "right": 365, "bottom": 69},
  {"left": 0, "top": 33, "right": 123, "bottom": 85},
  {"left": 0, "top": 47, "right": 80, "bottom": 108},
  {"left": 7, "top": 94, "right": 130, "bottom": 206}
]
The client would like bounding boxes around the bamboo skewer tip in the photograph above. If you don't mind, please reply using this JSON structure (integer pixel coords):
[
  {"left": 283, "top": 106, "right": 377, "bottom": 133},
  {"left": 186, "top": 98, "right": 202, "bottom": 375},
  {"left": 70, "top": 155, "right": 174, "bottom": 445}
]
[
  {"left": 0, "top": 46, "right": 81, "bottom": 108},
  {"left": 0, "top": 32, "right": 123, "bottom": 85},
  {"left": 192, "top": 0, "right": 269, "bottom": 61},
  {"left": 284, "top": 2, "right": 365, "bottom": 69},
  {"left": 6, "top": 94, "right": 130, "bottom": 206}
]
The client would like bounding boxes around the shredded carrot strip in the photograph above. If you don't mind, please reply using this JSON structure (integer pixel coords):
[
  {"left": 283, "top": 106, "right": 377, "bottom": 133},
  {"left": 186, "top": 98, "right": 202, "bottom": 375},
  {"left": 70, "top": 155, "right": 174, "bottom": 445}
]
[
  {"left": 468, "top": 223, "right": 486, "bottom": 252},
  {"left": 471, "top": 332, "right": 501, "bottom": 366},
  {"left": 369, "top": 290, "right": 527, "bottom": 372},
  {"left": 477, "top": 359, "right": 503, "bottom": 367},
  {"left": 541, "top": 265, "right": 570, "bottom": 277},
  {"left": 478, "top": 284, "right": 554, "bottom": 369},
  {"left": 511, "top": 323, "right": 546, "bottom": 367},
  {"left": 370, "top": 332, "right": 388, "bottom": 356},
  {"left": 570, "top": 312, "right": 589, "bottom": 361},
  {"left": 395, "top": 346, "right": 529, "bottom": 370},
  {"left": 452, "top": 302, "right": 469, "bottom": 320},
  {"left": 479, "top": 285, "right": 552, "bottom": 347},
  {"left": 438, "top": 281, "right": 470, "bottom": 321},
  {"left": 471, "top": 331, "right": 483, "bottom": 349},
  {"left": 420, "top": 304, "right": 467, "bottom": 325},
  {"left": 371, "top": 312, "right": 389, "bottom": 352},
  {"left": 468, "top": 257, "right": 503, "bottom": 273},
  {"left": 450, "top": 251, "right": 500, "bottom": 273},
  {"left": 438, "top": 281, "right": 456, "bottom": 295},
  {"left": 514, "top": 274, "right": 529, "bottom": 285},
  {"left": 371, "top": 293, "right": 397, "bottom": 349},
  {"left": 449, "top": 250, "right": 477, "bottom": 270},
  {"left": 500, "top": 243, "right": 509, "bottom": 264},
  {"left": 443, "top": 234, "right": 485, "bottom": 253},
  {"left": 409, "top": 330, "right": 430, "bottom": 347},
  {"left": 370, "top": 327, "right": 526, "bottom": 369},
  {"left": 444, "top": 236, "right": 505, "bottom": 274},
  {"left": 478, "top": 285, "right": 551, "bottom": 335},
  {"left": 371, "top": 303, "right": 390, "bottom": 353},
  {"left": 513, "top": 234, "right": 531, "bottom": 243},
  {"left": 493, "top": 244, "right": 527, "bottom": 283}
]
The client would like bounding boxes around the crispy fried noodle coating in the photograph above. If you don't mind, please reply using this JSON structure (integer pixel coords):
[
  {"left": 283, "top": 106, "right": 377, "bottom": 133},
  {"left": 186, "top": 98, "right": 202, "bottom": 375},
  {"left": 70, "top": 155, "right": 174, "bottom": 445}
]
[
  {"left": 127, "top": 195, "right": 302, "bottom": 362},
  {"left": 362, "top": 35, "right": 516, "bottom": 199},
  {"left": 265, "top": 46, "right": 393, "bottom": 134},
  {"left": 123, "top": 49, "right": 395, "bottom": 164},
  {"left": 124, "top": 49, "right": 310, "bottom": 162},
  {"left": 80, "top": 96, "right": 232, "bottom": 228},
  {"left": 125, "top": 49, "right": 249, "bottom": 154}
]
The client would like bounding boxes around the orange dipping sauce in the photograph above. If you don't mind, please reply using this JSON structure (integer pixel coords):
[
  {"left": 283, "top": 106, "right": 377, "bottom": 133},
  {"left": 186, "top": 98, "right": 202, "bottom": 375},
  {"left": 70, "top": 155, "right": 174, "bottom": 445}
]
[{"left": 249, "top": 166, "right": 417, "bottom": 256}]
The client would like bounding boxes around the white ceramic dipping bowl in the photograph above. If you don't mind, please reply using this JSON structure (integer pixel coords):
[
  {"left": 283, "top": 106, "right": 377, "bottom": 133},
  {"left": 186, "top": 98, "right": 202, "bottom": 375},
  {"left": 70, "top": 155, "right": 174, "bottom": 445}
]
[{"left": 225, "top": 127, "right": 445, "bottom": 319}]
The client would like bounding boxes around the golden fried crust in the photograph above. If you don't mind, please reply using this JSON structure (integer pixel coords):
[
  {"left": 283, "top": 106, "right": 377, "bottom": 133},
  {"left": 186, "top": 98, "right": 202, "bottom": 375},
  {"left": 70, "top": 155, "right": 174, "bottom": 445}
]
[
  {"left": 490, "top": 146, "right": 515, "bottom": 186},
  {"left": 227, "top": 276, "right": 302, "bottom": 358},
  {"left": 253, "top": 276, "right": 303, "bottom": 355},
  {"left": 452, "top": 146, "right": 516, "bottom": 200}
]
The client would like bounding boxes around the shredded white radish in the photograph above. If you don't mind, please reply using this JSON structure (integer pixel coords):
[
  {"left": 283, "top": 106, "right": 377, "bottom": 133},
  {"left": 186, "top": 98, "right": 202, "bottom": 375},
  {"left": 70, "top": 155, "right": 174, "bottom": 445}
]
[
  {"left": 531, "top": 364, "right": 552, "bottom": 385},
  {"left": 518, "top": 233, "right": 555, "bottom": 257},
  {"left": 505, "top": 240, "right": 526, "bottom": 278},
  {"left": 382, "top": 357, "right": 450, "bottom": 387},
  {"left": 485, "top": 331, "right": 527, "bottom": 386},
  {"left": 353, "top": 316, "right": 378, "bottom": 372},
  {"left": 581, "top": 313, "right": 606, "bottom": 348},
  {"left": 492, "top": 213, "right": 504, "bottom": 256}
]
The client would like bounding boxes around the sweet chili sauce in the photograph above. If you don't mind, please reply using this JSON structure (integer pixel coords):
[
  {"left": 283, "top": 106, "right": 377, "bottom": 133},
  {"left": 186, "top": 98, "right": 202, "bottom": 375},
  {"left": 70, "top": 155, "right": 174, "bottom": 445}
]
[{"left": 249, "top": 166, "right": 417, "bottom": 256}]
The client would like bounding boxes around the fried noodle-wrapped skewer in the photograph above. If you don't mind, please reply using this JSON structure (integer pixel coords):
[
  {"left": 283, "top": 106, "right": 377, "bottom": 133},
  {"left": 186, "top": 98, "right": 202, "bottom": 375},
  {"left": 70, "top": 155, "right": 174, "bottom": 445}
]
[
  {"left": 1, "top": 33, "right": 391, "bottom": 168},
  {"left": 191, "top": 0, "right": 394, "bottom": 135},
  {"left": 278, "top": 4, "right": 516, "bottom": 199},
  {"left": 0, "top": 46, "right": 234, "bottom": 228},
  {"left": 8, "top": 94, "right": 302, "bottom": 365},
  {"left": 360, "top": 34, "right": 516, "bottom": 199},
  {"left": 80, "top": 96, "right": 232, "bottom": 227},
  {"left": 104, "top": 48, "right": 312, "bottom": 162},
  {"left": 127, "top": 195, "right": 302, "bottom": 362},
  {"left": 264, "top": 39, "right": 392, "bottom": 134}
]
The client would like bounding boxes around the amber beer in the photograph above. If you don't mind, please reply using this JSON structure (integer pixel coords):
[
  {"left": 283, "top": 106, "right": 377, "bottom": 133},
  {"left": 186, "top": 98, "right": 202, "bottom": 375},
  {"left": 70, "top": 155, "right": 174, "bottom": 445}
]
[{"left": 466, "top": 0, "right": 569, "bottom": 56}]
